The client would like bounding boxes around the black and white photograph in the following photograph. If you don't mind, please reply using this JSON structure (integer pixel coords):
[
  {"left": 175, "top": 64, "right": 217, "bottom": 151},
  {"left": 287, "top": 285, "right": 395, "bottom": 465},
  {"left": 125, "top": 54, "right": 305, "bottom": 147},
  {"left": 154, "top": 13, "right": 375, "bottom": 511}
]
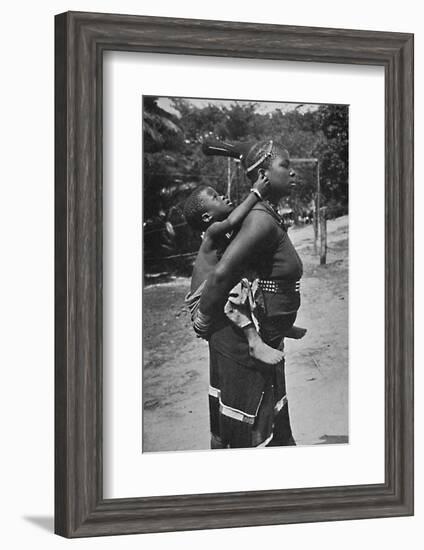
[
  {"left": 143, "top": 95, "right": 349, "bottom": 452},
  {"left": 0, "top": 0, "right": 416, "bottom": 545}
]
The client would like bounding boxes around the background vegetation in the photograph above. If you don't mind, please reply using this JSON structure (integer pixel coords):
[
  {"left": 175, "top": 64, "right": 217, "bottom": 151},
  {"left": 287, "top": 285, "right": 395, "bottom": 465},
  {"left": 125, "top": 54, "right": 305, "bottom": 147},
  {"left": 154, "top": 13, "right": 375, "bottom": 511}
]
[{"left": 143, "top": 97, "right": 348, "bottom": 275}]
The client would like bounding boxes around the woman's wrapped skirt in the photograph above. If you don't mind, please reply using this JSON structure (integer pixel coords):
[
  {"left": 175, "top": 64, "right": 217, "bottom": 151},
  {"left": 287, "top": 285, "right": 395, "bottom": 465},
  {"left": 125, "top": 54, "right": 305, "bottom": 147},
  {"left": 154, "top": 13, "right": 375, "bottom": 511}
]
[{"left": 208, "top": 314, "right": 296, "bottom": 448}]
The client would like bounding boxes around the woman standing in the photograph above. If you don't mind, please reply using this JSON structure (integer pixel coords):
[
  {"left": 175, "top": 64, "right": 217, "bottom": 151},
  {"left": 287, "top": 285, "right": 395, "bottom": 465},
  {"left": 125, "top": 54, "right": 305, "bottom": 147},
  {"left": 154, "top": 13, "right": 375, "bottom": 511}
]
[{"left": 197, "top": 138, "right": 303, "bottom": 449}]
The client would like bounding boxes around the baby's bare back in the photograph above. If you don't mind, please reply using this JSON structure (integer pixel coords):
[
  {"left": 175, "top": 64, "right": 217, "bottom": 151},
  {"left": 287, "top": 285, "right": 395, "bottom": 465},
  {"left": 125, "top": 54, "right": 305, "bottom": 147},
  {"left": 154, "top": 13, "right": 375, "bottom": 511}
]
[{"left": 190, "top": 234, "right": 221, "bottom": 293}]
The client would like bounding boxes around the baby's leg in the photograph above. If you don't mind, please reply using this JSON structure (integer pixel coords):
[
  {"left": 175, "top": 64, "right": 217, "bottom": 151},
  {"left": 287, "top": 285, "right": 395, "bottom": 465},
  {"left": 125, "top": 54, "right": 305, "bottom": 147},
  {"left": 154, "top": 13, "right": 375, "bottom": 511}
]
[
  {"left": 224, "top": 282, "right": 284, "bottom": 365},
  {"left": 243, "top": 324, "right": 285, "bottom": 365}
]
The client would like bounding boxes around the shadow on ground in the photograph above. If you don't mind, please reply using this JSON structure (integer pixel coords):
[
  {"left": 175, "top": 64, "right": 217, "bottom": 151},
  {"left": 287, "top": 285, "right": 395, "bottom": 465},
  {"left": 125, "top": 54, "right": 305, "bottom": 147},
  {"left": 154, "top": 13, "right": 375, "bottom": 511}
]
[
  {"left": 22, "top": 516, "right": 54, "bottom": 533},
  {"left": 318, "top": 434, "right": 349, "bottom": 445}
]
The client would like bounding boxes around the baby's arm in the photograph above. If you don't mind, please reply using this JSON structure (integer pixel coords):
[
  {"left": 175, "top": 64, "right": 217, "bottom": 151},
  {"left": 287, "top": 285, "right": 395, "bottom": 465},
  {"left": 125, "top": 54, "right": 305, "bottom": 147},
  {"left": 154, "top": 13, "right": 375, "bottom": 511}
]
[
  {"left": 207, "top": 172, "right": 270, "bottom": 238},
  {"left": 223, "top": 171, "right": 270, "bottom": 230}
]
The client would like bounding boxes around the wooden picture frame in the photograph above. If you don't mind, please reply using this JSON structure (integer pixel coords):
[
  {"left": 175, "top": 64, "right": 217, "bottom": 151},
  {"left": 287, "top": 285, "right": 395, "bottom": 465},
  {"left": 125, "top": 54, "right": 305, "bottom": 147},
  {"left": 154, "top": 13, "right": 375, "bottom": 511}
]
[{"left": 54, "top": 11, "right": 414, "bottom": 538}]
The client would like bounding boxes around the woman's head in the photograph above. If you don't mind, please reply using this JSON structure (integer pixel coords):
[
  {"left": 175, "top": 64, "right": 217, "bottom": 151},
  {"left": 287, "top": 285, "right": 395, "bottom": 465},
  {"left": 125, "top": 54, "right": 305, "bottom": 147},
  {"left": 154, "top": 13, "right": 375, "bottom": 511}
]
[
  {"left": 245, "top": 140, "right": 296, "bottom": 200},
  {"left": 202, "top": 137, "right": 296, "bottom": 201}
]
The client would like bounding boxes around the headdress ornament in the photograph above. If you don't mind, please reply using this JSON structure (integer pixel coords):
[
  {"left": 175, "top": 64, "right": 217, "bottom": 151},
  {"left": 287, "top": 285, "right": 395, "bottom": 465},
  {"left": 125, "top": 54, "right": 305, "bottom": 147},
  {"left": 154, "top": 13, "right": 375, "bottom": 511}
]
[{"left": 202, "top": 138, "right": 288, "bottom": 174}]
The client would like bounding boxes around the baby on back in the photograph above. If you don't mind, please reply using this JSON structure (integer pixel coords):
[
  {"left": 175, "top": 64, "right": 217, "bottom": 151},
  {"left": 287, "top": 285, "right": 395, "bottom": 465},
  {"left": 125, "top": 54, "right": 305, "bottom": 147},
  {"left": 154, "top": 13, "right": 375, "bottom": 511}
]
[{"left": 184, "top": 172, "right": 287, "bottom": 366}]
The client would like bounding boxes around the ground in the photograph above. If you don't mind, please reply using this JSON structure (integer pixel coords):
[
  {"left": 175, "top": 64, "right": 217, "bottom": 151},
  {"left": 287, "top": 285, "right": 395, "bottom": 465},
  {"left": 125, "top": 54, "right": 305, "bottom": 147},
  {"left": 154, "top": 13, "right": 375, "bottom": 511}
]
[{"left": 143, "top": 216, "right": 349, "bottom": 452}]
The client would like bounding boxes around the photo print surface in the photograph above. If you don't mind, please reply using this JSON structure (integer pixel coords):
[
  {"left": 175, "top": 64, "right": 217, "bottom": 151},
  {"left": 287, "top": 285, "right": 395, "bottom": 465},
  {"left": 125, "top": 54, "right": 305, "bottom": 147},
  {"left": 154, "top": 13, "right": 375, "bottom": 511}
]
[{"left": 143, "top": 96, "right": 348, "bottom": 453}]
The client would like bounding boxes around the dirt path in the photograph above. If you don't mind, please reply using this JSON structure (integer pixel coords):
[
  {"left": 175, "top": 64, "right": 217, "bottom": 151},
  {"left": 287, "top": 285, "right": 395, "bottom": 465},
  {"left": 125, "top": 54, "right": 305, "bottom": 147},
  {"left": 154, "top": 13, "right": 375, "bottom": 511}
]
[{"left": 143, "top": 216, "right": 349, "bottom": 452}]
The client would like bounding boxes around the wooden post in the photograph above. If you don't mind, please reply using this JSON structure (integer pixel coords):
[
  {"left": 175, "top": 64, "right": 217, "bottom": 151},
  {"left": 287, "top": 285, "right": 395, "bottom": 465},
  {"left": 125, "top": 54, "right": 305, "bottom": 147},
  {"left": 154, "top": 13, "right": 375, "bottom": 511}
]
[
  {"left": 319, "top": 206, "right": 327, "bottom": 265},
  {"left": 313, "top": 195, "right": 319, "bottom": 254},
  {"left": 313, "top": 161, "right": 320, "bottom": 254},
  {"left": 226, "top": 157, "right": 231, "bottom": 200},
  {"left": 290, "top": 158, "right": 320, "bottom": 252}
]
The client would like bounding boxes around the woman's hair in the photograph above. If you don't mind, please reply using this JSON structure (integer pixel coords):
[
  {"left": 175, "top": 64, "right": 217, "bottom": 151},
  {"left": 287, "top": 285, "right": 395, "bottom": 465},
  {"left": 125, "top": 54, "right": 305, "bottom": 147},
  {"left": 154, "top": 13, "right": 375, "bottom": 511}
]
[
  {"left": 202, "top": 137, "right": 289, "bottom": 182},
  {"left": 183, "top": 186, "right": 210, "bottom": 231},
  {"left": 244, "top": 140, "right": 288, "bottom": 182}
]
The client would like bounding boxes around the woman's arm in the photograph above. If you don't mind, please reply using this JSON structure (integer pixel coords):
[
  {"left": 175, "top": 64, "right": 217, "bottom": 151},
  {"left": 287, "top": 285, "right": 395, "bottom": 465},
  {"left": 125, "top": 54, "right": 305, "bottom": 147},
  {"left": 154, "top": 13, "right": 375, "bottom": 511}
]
[{"left": 199, "top": 209, "right": 275, "bottom": 317}]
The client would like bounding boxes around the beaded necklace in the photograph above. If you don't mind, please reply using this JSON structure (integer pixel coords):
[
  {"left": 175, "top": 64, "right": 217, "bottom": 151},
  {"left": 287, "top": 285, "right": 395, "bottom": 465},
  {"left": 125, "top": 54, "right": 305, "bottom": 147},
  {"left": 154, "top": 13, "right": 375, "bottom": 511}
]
[{"left": 263, "top": 200, "right": 285, "bottom": 228}]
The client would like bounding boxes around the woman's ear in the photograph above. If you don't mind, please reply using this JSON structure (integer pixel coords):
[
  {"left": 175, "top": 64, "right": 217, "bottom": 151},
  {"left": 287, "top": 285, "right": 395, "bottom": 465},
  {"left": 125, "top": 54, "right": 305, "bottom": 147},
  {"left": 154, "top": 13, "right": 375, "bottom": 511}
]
[{"left": 201, "top": 212, "right": 212, "bottom": 223}]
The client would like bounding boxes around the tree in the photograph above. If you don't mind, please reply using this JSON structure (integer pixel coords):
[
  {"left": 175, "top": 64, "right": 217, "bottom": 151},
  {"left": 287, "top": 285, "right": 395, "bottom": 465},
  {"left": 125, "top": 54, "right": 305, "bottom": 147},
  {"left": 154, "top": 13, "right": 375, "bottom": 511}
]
[
  {"left": 143, "top": 97, "right": 186, "bottom": 221},
  {"left": 143, "top": 96, "right": 183, "bottom": 153},
  {"left": 312, "top": 105, "right": 349, "bottom": 209},
  {"left": 143, "top": 98, "right": 349, "bottom": 273}
]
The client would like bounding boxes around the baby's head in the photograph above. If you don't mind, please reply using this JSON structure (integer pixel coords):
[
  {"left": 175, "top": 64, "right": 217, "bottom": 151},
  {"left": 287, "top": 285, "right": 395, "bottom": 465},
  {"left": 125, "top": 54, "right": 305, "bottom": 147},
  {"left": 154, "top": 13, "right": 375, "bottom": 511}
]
[{"left": 183, "top": 186, "right": 233, "bottom": 231}]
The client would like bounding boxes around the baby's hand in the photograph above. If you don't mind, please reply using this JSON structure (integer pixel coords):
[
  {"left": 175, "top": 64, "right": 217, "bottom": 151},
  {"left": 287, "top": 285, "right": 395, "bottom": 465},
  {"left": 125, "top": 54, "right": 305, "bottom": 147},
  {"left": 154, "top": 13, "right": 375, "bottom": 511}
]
[{"left": 253, "top": 170, "right": 270, "bottom": 198}]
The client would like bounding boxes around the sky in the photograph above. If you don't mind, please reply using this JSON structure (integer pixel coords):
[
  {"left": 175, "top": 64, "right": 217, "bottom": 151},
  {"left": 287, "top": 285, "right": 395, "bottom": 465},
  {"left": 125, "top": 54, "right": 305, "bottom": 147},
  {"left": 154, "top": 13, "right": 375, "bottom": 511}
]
[{"left": 157, "top": 96, "right": 319, "bottom": 117}]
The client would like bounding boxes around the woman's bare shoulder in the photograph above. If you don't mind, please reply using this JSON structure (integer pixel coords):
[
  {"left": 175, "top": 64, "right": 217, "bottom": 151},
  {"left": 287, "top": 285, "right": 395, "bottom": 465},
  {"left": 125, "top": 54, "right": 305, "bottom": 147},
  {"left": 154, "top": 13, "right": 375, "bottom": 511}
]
[
  {"left": 251, "top": 202, "right": 269, "bottom": 212},
  {"left": 244, "top": 203, "right": 278, "bottom": 225},
  {"left": 238, "top": 205, "right": 278, "bottom": 241}
]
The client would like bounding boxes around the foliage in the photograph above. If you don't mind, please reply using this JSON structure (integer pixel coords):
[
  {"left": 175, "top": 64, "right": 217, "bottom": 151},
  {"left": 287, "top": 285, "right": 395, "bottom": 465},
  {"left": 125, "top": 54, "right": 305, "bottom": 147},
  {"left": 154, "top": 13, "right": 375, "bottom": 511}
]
[
  {"left": 143, "top": 97, "right": 349, "bottom": 273},
  {"left": 312, "top": 104, "right": 349, "bottom": 208}
]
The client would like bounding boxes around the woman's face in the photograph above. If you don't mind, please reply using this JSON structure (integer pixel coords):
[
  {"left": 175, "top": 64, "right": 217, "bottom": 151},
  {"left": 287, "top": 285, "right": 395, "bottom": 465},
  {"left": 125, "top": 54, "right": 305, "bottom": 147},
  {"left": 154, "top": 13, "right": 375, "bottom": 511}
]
[{"left": 265, "top": 152, "right": 296, "bottom": 198}]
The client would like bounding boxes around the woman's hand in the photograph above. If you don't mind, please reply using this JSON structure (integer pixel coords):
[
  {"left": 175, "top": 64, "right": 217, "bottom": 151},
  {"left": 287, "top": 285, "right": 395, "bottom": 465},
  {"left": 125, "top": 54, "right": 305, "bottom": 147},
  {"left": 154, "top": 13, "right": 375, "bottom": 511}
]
[
  {"left": 193, "top": 309, "right": 214, "bottom": 340},
  {"left": 252, "top": 170, "right": 270, "bottom": 199}
]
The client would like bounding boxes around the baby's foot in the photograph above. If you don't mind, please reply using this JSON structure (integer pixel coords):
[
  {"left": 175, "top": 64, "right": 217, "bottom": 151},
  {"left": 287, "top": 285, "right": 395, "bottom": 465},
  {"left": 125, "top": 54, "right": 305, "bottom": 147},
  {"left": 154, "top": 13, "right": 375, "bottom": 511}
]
[{"left": 249, "top": 341, "right": 284, "bottom": 365}]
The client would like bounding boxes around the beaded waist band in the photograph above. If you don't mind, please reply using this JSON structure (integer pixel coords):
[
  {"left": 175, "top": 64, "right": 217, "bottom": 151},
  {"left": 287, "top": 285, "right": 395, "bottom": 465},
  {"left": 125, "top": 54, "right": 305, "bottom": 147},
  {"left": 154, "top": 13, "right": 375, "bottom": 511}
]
[{"left": 258, "top": 279, "right": 300, "bottom": 294}]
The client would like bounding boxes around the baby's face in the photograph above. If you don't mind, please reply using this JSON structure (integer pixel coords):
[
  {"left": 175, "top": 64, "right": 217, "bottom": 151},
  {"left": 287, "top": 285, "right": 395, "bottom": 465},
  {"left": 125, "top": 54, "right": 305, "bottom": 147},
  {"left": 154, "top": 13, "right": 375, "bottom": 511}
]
[{"left": 200, "top": 187, "right": 233, "bottom": 221}]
